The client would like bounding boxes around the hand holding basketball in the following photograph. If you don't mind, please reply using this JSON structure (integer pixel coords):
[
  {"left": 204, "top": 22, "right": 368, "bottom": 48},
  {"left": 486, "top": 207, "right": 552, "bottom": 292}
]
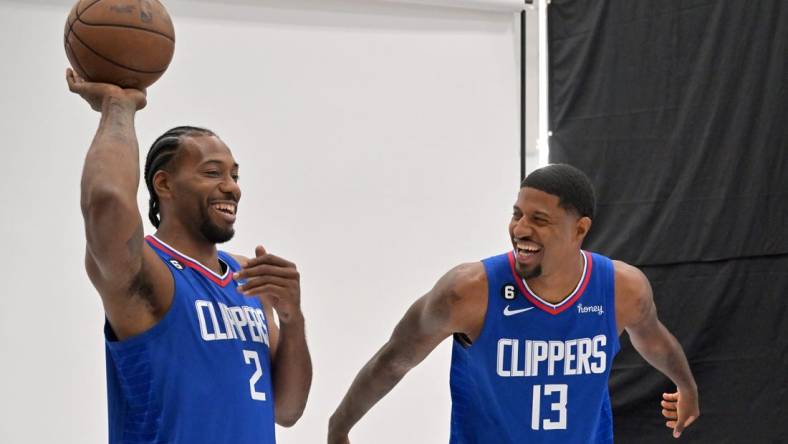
[
  {"left": 66, "top": 68, "right": 146, "bottom": 112},
  {"left": 64, "top": 0, "right": 175, "bottom": 89}
]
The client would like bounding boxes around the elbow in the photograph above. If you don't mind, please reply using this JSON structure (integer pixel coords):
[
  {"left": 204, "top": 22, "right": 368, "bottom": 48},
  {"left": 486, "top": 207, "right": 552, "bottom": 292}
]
[
  {"left": 273, "top": 385, "right": 309, "bottom": 428},
  {"left": 271, "top": 356, "right": 313, "bottom": 428},
  {"left": 275, "top": 408, "right": 305, "bottom": 428},
  {"left": 275, "top": 417, "right": 299, "bottom": 428}
]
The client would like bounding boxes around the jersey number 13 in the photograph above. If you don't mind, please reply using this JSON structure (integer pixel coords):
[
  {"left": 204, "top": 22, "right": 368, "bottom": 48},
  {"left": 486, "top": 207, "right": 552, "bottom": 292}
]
[{"left": 531, "top": 384, "right": 567, "bottom": 430}]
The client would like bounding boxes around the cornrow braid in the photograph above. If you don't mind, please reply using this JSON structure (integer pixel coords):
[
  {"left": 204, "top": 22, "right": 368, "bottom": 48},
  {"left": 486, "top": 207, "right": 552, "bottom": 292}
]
[{"left": 143, "top": 126, "right": 216, "bottom": 228}]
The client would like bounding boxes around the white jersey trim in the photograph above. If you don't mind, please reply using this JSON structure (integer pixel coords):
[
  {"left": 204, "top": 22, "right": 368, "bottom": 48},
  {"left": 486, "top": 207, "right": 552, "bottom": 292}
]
[
  {"left": 521, "top": 250, "right": 588, "bottom": 310},
  {"left": 149, "top": 234, "right": 230, "bottom": 280}
]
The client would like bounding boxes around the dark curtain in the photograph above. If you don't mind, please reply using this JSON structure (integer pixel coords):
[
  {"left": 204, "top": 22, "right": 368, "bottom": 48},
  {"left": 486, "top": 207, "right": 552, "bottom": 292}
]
[
  {"left": 548, "top": 1, "right": 788, "bottom": 442},
  {"left": 612, "top": 256, "right": 788, "bottom": 443},
  {"left": 549, "top": 0, "right": 788, "bottom": 266}
]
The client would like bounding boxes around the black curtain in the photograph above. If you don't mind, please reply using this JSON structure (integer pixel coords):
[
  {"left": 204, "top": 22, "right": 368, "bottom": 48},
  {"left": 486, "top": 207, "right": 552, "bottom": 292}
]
[
  {"left": 613, "top": 256, "right": 788, "bottom": 443},
  {"left": 548, "top": 1, "right": 788, "bottom": 442}
]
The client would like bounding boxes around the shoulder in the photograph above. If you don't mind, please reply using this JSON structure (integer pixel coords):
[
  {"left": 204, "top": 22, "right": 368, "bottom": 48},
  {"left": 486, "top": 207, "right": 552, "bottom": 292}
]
[
  {"left": 613, "top": 260, "right": 655, "bottom": 329},
  {"left": 419, "top": 262, "right": 487, "bottom": 336},
  {"left": 613, "top": 260, "right": 650, "bottom": 297},
  {"left": 434, "top": 262, "right": 487, "bottom": 304}
]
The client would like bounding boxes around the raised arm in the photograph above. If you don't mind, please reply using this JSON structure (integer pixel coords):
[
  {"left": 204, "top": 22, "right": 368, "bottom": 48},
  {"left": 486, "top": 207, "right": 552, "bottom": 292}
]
[
  {"left": 614, "top": 261, "right": 700, "bottom": 439},
  {"left": 327, "top": 262, "right": 487, "bottom": 444},
  {"left": 68, "top": 69, "right": 169, "bottom": 338}
]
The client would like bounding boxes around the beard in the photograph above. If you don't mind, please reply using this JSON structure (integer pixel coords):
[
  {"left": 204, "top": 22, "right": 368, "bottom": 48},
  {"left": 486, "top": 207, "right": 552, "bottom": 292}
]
[
  {"left": 199, "top": 206, "right": 235, "bottom": 244},
  {"left": 200, "top": 218, "right": 235, "bottom": 243},
  {"left": 516, "top": 263, "right": 542, "bottom": 280}
]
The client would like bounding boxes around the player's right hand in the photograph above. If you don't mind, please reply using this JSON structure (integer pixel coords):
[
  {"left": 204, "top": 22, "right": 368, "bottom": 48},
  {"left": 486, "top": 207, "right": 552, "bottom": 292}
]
[{"left": 66, "top": 68, "right": 147, "bottom": 112}]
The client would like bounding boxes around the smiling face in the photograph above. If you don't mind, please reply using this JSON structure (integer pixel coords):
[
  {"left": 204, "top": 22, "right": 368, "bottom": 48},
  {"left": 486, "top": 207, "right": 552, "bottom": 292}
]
[
  {"left": 508, "top": 187, "right": 591, "bottom": 279},
  {"left": 154, "top": 134, "right": 241, "bottom": 244}
]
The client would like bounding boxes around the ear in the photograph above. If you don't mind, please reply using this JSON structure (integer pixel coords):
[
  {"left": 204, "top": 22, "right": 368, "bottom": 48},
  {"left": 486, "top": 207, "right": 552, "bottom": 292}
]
[
  {"left": 576, "top": 216, "right": 592, "bottom": 241},
  {"left": 152, "top": 170, "right": 173, "bottom": 201}
]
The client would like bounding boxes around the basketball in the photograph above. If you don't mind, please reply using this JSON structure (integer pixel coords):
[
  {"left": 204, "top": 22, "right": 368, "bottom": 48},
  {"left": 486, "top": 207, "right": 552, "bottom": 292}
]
[{"left": 64, "top": 0, "right": 175, "bottom": 89}]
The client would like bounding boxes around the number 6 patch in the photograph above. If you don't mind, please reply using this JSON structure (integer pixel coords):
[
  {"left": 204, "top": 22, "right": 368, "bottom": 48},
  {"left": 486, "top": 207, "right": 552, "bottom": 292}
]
[{"left": 501, "top": 284, "right": 517, "bottom": 300}]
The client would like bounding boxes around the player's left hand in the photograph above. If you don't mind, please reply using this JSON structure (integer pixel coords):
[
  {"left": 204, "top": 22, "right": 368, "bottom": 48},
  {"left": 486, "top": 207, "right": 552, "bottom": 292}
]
[
  {"left": 235, "top": 246, "right": 302, "bottom": 323},
  {"left": 661, "top": 389, "right": 699, "bottom": 438}
]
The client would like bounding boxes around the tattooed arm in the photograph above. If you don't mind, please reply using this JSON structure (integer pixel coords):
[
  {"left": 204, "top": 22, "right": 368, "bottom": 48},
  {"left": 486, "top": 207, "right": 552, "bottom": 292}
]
[
  {"left": 68, "top": 68, "right": 172, "bottom": 339},
  {"left": 328, "top": 263, "right": 487, "bottom": 444}
]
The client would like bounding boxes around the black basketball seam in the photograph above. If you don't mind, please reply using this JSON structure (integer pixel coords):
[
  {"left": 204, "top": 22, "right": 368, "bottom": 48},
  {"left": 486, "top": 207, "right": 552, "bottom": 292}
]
[
  {"left": 76, "top": 0, "right": 103, "bottom": 18},
  {"left": 68, "top": 29, "right": 167, "bottom": 74},
  {"left": 67, "top": 11, "right": 79, "bottom": 28},
  {"left": 65, "top": 2, "right": 92, "bottom": 74},
  {"left": 66, "top": 13, "right": 96, "bottom": 79},
  {"left": 65, "top": 36, "right": 93, "bottom": 80},
  {"left": 68, "top": 0, "right": 120, "bottom": 81},
  {"left": 75, "top": 17, "right": 175, "bottom": 42}
]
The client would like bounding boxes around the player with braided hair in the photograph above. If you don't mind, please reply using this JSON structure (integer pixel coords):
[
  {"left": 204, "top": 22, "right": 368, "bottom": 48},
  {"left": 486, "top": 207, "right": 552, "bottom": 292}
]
[
  {"left": 67, "top": 69, "right": 312, "bottom": 443},
  {"left": 143, "top": 126, "right": 216, "bottom": 228}
]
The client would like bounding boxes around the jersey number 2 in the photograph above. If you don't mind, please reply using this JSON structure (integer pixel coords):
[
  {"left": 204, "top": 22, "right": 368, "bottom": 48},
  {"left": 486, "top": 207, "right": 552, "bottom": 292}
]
[
  {"left": 243, "top": 350, "right": 267, "bottom": 401},
  {"left": 531, "top": 384, "right": 567, "bottom": 430}
]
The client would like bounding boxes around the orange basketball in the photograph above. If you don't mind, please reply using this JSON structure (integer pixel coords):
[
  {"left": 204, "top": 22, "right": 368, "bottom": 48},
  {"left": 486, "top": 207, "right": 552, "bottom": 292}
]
[{"left": 64, "top": 0, "right": 175, "bottom": 89}]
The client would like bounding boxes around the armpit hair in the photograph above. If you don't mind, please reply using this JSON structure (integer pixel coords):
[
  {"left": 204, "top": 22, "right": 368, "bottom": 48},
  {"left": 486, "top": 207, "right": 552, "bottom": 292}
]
[
  {"left": 127, "top": 269, "right": 157, "bottom": 311},
  {"left": 123, "top": 223, "right": 157, "bottom": 309}
]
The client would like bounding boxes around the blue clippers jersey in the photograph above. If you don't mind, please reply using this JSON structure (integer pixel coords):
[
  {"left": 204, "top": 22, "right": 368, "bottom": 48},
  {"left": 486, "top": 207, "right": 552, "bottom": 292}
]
[
  {"left": 449, "top": 251, "right": 619, "bottom": 444},
  {"left": 105, "top": 235, "right": 275, "bottom": 444}
]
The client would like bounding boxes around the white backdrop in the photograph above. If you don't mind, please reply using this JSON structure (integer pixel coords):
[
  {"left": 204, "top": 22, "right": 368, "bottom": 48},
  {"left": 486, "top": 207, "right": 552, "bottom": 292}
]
[{"left": 0, "top": 0, "right": 523, "bottom": 442}]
